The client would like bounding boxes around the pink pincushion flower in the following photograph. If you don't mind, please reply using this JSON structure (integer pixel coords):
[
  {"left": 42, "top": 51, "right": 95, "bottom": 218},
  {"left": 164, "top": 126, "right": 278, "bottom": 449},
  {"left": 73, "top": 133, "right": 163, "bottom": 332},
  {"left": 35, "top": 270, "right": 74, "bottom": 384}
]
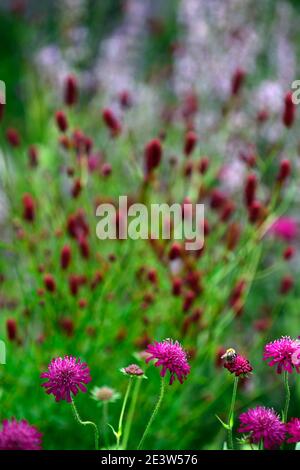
[
  {"left": 238, "top": 406, "right": 285, "bottom": 449},
  {"left": 285, "top": 418, "right": 300, "bottom": 443},
  {"left": 88, "top": 154, "right": 101, "bottom": 172},
  {"left": 263, "top": 336, "right": 300, "bottom": 374},
  {"left": 41, "top": 356, "right": 91, "bottom": 402},
  {"left": 224, "top": 354, "right": 253, "bottom": 377},
  {"left": 269, "top": 217, "right": 298, "bottom": 241},
  {"left": 0, "top": 419, "right": 42, "bottom": 450},
  {"left": 145, "top": 339, "right": 190, "bottom": 385},
  {"left": 286, "top": 418, "right": 300, "bottom": 443}
]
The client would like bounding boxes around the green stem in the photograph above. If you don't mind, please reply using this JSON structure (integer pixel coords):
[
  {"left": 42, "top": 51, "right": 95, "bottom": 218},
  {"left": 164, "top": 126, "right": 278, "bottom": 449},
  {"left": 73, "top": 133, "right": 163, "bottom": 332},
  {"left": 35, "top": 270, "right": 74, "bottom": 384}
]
[
  {"left": 138, "top": 377, "right": 165, "bottom": 450},
  {"left": 227, "top": 376, "right": 239, "bottom": 450},
  {"left": 102, "top": 402, "right": 109, "bottom": 448},
  {"left": 122, "top": 377, "right": 142, "bottom": 449},
  {"left": 283, "top": 370, "right": 290, "bottom": 423},
  {"left": 71, "top": 398, "right": 99, "bottom": 450},
  {"left": 117, "top": 377, "right": 133, "bottom": 449}
]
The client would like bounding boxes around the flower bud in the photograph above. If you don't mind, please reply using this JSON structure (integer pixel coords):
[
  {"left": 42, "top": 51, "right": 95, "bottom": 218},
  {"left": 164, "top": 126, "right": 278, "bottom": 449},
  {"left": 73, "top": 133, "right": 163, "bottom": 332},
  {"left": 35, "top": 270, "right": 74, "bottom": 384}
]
[
  {"left": 78, "top": 236, "right": 89, "bottom": 259},
  {"left": 231, "top": 68, "right": 246, "bottom": 96},
  {"left": 64, "top": 74, "right": 78, "bottom": 106},
  {"left": 198, "top": 157, "right": 209, "bottom": 174},
  {"left": 101, "top": 162, "right": 112, "bottom": 177},
  {"left": 119, "top": 90, "right": 132, "bottom": 109},
  {"left": 22, "top": 193, "right": 35, "bottom": 222},
  {"left": 43, "top": 273, "right": 56, "bottom": 293},
  {"left": 55, "top": 110, "right": 68, "bottom": 132},
  {"left": 226, "top": 222, "right": 241, "bottom": 250},
  {"left": 6, "top": 128, "right": 20, "bottom": 147},
  {"left": 144, "top": 138, "right": 162, "bottom": 174},
  {"left": 248, "top": 200, "right": 262, "bottom": 223},
  {"left": 277, "top": 159, "right": 291, "bottom": 184},
  {"left": 6, "top": 318, "right": 17, "bottom": 341},
  {"left": 168, "top": 242, "right": 182, "bottom": 260},
  {"left": 172, "top": 277, "right": 182, "bottom": 296},
  {"left": 0, "top": 103, "right": 5, "bottom": 121},
  {"left": 28, "top": 145, "right": 39, "bottom": 167},
  {"left": 210, "top": 189, "right": 226, "bottom": 210},
  {"left": 60, "top": 245, "right": 72, "bottom": 270},
  {"left": 283, "top": 246, "right": 295, "bottom": 261},
  {"left": 280, "top": 275, "right": 294, "bottom": 294},
  {"left": 184, "top": 131, "right": 197, "bottom": 156},
  {"left": 102, "top": 108, "right": 121, "bottom": 137},
  {"left": 71, "top": 178, "right": 82, "bottom": 198},
  {"left": 282, "top": 92, "right": 295, "bottom": 128},
  {"left": 59, "top": 317, "right": 74, "bottom": 337},
  {"left": 244, "top": 174, "right": 257, "bottom": 207},
  {"left": 69, "top": 274, "right": 80, "bottom": 296},
  {"left": 183, "top": 290, "right": 195, "bottom": 312}
]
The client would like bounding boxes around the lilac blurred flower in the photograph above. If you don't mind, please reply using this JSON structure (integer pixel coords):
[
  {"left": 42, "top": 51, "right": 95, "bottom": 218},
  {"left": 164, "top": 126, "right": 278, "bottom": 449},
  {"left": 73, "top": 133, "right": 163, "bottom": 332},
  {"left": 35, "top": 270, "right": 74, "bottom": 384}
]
[{"left": 219, "top": 161, "right": 246, "bottom": 193}]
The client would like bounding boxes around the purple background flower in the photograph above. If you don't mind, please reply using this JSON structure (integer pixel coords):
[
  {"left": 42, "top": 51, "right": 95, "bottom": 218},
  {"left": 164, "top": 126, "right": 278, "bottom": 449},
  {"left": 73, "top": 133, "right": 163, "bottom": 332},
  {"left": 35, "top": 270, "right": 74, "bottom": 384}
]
[{"left": 0, "top": 419, "right": 42, "bottom": 450}]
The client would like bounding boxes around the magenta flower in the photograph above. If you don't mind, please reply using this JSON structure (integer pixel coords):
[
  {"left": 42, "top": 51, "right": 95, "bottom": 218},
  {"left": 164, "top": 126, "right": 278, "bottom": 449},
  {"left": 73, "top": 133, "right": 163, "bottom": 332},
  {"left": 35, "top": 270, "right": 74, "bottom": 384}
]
[
  {"left": 269, "top": 217, "right": 298, "bottom": 241},
  {"left": 238, "top": 406, "right": 286, "bottom": 449},
  {"left": 145, "top": 339, "right": 190, "bottom": 385},
  {"left": 263, "top": 336, "right": 300, "bottom": 374},
  {"left": 224, "top": 354, "right": 253, "bottom": 377},
  {"left": 286, "top": 418, "right": 300, "bottom": 443},
  {"left": 41, "top": 356, "right": 91, "bottom": 402},
  {"left": 0, "top": 419, "right": 42, "bottom": 450}
]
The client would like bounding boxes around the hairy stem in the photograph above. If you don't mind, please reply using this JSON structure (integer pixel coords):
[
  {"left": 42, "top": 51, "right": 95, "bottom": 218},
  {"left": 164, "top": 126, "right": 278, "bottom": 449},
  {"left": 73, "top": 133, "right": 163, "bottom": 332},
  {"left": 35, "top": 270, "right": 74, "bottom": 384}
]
[
  {"left": 138, "top": 377, "right": 165, "bottom": 450},
  {"left": 71, "top": 398, "right": 99, "bottom": 450},
  {"left": 117, "top": 377, "right": 133, "bottom": 449},
  {"left": 283, "top": 370, "right": 290, "bottom": 423},
  {"left": 102, "top": 402, "right": 109, "bottom": 448},
  {"left": 122, "top": 377, "right": 142, "bottom": 449},
  {"left": 227, "top": 376, "right": 239, "bottom": 450}
]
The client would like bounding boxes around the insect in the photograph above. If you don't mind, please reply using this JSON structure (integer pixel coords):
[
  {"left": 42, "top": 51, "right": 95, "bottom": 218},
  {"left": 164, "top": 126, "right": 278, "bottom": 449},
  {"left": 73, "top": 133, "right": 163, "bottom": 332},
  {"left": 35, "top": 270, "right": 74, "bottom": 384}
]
[{"left": 221, "top": 348, "right": 237, "bottom": 363}]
